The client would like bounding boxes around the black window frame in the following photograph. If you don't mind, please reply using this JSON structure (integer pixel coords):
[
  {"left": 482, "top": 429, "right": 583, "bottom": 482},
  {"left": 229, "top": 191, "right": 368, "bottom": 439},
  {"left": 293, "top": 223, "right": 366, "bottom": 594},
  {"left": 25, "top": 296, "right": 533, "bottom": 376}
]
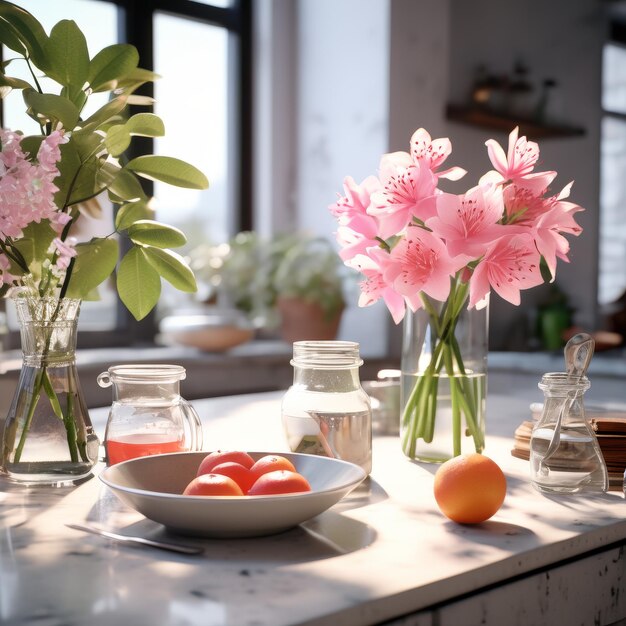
[{"left": 1, "top": 0, "right": 253, "bottom": 349}]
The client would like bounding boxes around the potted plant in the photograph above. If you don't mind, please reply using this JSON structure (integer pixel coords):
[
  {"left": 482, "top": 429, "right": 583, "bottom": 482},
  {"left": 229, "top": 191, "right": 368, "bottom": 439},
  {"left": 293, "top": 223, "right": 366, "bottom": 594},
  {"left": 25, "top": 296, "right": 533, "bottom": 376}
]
[
  {"left": 271, "top": 233, "right": 346, "bottom": 343},
  {"left": 189, "top": 232, "right": 347, "bottom": 343}
]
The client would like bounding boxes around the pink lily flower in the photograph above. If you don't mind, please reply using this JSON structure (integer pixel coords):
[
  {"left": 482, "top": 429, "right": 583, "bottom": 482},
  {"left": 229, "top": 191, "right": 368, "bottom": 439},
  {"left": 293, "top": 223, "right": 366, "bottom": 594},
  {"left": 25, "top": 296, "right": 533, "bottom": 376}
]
[
  {"left": 329, "top": 175, "right": 380, "bottom": 226},
  {"left": 485, "top": 127, "right": 540, "bottom": 182},
  {"left": 336, "top": 222, "right": 379, "bottom": 262},
  {"left": 410, "top": 127, "right": 467, "bottom": 181},
  {"left": 330, "top": 175, "right": 382, "bottom": 262},
  {"left": 427, "top": 183, "right": 507, "bottom": 259},
  {"left": 503, "top": 181, "right": 583, "bottom": 280},
  {"left": 469, "top": 233, "right": 544, "bottom": 308},
  {"left": 384, "top": 226, "right": 464, "bottom": 305},
  {"left": 368, "top": 153, "right": 438, "bottom": 239},
  {"left": 349, "top": 251, "right": 407, "bottom": 323}
]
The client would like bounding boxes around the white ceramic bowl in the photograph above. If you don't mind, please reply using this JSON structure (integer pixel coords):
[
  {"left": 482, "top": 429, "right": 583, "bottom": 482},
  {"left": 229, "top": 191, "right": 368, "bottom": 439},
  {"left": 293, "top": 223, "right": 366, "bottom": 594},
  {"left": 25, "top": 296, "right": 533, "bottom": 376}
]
[{"left": 99, "top": 451, "right": 366, "bottom": 538}]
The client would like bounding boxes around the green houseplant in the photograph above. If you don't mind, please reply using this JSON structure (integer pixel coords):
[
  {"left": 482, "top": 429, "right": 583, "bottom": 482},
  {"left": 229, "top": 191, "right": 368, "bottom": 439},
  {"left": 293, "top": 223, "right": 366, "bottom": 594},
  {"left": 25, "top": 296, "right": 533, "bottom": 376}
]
[
  {"left": 272, "top": 233, "right": 346, "bottom": 341},
  {"left": 189, "top": 232, "right": 346, "bottom": 342},
  {"left": 0, "top": 2, "right": 208, "bottom": 483}
]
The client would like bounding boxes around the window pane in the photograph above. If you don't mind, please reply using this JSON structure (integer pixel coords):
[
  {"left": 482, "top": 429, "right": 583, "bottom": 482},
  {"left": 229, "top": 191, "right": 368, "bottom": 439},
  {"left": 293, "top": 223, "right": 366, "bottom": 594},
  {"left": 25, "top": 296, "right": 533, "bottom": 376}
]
[
  {"left": 603, "top": 43, "right": 626, "bottom": 114},
  {"left": 599, "top": 116, "right": 626, "bottom": 305},
  {"left": 2, "top": 0, "right": 118, "bottom": 132},
  {"left": 153, "top": 13, "right": 233, "bottom": 249}
]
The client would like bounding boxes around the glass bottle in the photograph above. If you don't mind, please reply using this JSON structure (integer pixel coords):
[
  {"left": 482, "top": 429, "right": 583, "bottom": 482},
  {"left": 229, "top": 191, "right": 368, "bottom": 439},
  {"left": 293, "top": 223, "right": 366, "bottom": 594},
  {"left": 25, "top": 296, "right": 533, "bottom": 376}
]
[
  {"left": 530, "top": 373, "right": 608, "bottom": 494},
  {"left": 281, "top": 341, "right": 372, "bottom": 474},
  {"left": 98, "top": 364, "right": 203, "bottom": 465}
]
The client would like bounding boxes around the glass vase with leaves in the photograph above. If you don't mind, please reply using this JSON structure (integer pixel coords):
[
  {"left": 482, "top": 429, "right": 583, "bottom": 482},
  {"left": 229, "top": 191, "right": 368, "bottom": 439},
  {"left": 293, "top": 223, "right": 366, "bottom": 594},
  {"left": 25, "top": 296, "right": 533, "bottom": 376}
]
[{"left": 0, "top": 3, "right": 208, "bottom": 483}]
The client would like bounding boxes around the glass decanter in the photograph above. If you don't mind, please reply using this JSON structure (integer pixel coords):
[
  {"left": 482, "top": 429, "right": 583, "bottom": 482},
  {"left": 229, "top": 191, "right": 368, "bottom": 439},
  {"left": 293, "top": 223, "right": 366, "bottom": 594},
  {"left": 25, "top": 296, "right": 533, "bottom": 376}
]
[{"left": 529, "top": 334, "right": 608, "bottom": 494}]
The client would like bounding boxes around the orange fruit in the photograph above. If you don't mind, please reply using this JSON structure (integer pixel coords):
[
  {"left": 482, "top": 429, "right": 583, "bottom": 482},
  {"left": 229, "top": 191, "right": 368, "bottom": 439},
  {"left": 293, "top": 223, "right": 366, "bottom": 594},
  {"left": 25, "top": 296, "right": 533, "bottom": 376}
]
[
  {"left": 196, "top": 450, "right": 255, "bottom": 476},
  {"left": 183, "top": 473, "right": 244, "bottom": 496},
  {"left": 210, "top": 461, "right": 256, "bottom": 494},
  {"left": 433, "top": 453, "right": 506, "bottom": 524},
  {"left": 249, "top": 454, "right": 296, "bottom": 481},
  {"left": 248, "top": 470, "right": 311, "bottom": 496}
]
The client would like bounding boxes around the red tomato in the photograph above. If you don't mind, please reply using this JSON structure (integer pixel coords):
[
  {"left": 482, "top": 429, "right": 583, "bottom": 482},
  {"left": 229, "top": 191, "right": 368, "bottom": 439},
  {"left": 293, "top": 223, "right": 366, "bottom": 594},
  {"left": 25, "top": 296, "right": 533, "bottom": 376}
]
[
  {"left": 197, "top": 450, "right": 255, "bottom": 476},
  {"left": 183, "top": 473, "right": 244, "bottom": 496},
  {"left": 248, "top": 470, "right": 312, "bottom": 496},
  {"left": 250, "top": 454, "right": 296, "bottom": 481},
  {"left": 210, "top": 461, "right": 256, "bottom": 494}
]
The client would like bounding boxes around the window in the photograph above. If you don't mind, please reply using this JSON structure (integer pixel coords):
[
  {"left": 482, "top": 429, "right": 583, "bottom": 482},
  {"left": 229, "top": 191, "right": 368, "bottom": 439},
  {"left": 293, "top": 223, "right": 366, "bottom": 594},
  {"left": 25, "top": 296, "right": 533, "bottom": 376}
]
[
  {"left": 599, "top": 41, "right": 626, "bottom": 307},
  {"left": 1, "top": 0, "right": 251, "bottom": 345}
]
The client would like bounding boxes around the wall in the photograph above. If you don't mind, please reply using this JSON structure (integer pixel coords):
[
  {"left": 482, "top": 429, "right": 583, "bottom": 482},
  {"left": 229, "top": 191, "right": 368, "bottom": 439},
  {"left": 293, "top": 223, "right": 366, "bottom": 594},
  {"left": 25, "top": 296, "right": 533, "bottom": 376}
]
[
  {"left": 294, "top": 0, "right": 391, "bottom": 357},
  {"left": 445, "top": 0, "right": 606, "bottom": 348},
  {"left": 386, "top": 0, "right": 453, "bottom": 354},
  {"left": 260, "top": 0, "right": 608, "bottom": 354}
]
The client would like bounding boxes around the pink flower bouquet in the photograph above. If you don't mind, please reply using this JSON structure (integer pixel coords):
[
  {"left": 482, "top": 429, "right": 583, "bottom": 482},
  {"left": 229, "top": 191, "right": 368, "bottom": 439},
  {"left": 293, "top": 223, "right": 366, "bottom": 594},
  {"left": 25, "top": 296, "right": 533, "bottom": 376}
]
[{"left": 329, "top": 127, "right": 584, "bottom": 458}]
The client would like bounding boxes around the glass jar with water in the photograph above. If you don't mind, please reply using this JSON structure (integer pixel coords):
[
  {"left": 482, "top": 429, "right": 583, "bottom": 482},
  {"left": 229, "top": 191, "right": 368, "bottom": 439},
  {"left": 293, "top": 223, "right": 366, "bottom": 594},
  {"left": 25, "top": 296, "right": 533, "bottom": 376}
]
[
  {"left": 281, "top": 341, "right": 372, "bottom": 474},
  {"left": 529, "top": 334, "right": 608, "bottom": 494}
]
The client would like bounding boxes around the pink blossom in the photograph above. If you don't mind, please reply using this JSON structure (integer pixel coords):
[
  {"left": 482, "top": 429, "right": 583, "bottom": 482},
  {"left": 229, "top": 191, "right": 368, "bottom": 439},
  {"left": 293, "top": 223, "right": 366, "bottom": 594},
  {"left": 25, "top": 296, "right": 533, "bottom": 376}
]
[
  {"left": 329, "top": 175, "right": 379, "bottom": 225},
  {"left": 485, "top": 127, "right": 540, "bottom": 182},
  {"left": 368, "top": 153, "right": 438, "bottom": 239},
  {"left": 410, "top": 128, "right": 466, "bottom": 181},
  {"left": 330, "top": 176, "right": 381, "bottom": 262},
  {"left": 469, "top": 233, "right": 544, "bottom": 308},
  {"left": 0, "top": 253, "right": 15, "bottom": 287},
  {"left": 336, "top": 223, "right": 378, "bottom": 262},
  {"left": 328, "top": 125, "right": 585, "bottom": 319},
  {"left": 349, "top": 250, "right": 407, "bottom": 323},
  {"left": 427, "top": 183, "right": 507, "bottom": 259},
  {"left": 384, "top": 226, "right": 464, "bottom": 305},
  {"left": 36, "top": 130, "right": 67, "bottom": 172},
  {"left": 503, "top": 180, "right": 583, "bottom": 280},
  {"left": 52, "top": 237, "right": 77, "bottom": 270},
  {"left": 0, "top": 130, "right": 65, "bottom": 240}
]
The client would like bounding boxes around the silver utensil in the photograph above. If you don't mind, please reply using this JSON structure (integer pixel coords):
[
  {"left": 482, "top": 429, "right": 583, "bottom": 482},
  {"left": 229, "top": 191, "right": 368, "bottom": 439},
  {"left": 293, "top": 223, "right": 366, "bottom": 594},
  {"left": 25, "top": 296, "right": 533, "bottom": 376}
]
[{"left": 66, "top": 523, "right": 203, "bottom": 555}]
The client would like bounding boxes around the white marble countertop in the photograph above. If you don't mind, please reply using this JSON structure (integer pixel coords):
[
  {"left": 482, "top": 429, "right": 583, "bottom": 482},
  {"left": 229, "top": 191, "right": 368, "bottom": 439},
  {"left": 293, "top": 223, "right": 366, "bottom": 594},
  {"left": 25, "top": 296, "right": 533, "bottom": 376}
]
[{"left": 1, "top": 371, "right": 626, "bottom": 625}]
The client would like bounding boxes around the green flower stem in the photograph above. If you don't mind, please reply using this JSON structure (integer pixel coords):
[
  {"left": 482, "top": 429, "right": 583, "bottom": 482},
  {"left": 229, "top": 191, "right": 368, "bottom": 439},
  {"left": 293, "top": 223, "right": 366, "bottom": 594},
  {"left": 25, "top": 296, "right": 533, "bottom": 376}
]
[
  {"left": 401, "top": 275, "right": 485, "bottom": 459},
  {"left": 13, "top": 367, "right": 44, "bottom": 462}
]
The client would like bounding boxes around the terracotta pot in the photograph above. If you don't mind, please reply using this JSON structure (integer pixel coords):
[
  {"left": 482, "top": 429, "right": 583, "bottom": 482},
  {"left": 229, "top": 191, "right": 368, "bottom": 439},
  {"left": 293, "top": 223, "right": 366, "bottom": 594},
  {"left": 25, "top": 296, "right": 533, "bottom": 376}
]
[{"left": 277, "top": 297, "right": 343, "bottom": 344}]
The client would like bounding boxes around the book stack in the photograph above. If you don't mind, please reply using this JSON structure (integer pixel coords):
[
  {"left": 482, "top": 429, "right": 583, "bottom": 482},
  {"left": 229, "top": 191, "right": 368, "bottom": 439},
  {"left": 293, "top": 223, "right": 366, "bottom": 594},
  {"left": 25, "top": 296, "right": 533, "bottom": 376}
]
[{"left": 512, "top": 409, "right": 626, "bottom": 492}]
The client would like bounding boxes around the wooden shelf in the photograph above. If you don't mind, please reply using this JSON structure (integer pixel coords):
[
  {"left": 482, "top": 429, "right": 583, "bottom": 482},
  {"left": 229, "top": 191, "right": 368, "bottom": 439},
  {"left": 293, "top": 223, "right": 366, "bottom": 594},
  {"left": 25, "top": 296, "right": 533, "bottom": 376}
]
[{"left": 446, "top": 104, "right": 586, "bottom": 139}]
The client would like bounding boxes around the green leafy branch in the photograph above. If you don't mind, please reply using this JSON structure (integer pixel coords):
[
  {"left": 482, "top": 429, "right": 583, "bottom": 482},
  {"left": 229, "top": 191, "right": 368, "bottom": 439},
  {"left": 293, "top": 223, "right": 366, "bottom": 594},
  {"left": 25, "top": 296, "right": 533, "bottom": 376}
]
[{"left": 0, "top": 1, "right": 209, "bottom": 319}]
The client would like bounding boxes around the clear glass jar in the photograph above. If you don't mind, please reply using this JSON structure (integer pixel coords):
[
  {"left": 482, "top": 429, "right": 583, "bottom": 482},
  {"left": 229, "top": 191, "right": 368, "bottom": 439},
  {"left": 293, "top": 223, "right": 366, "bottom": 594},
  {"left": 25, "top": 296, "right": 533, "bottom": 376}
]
[
  {"left": 281, "top": 341, "right": 372, "bottom": 473},
  {"left": 98, "top": 364, "right": 203, "bottom": 465},
  {"left": 530, "top": 373, "right": 608, "bottom": 494}
]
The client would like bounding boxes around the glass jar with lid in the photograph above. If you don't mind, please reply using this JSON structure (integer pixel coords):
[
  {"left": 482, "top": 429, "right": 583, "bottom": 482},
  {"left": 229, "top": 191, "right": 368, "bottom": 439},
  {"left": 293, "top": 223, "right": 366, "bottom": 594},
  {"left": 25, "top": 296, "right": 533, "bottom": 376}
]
[
  {"left": 530, "top": 372, "right": 608, "bottom": 494},
  {"left": 281, "top": 341, "right": 372, "bottom": 474}
]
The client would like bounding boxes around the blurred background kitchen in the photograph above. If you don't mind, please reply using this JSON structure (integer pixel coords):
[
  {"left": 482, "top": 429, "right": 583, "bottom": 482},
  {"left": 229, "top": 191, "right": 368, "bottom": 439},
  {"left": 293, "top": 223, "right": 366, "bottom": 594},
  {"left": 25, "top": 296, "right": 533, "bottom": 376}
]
[{"left": 1, "top": 0, "right": 625, "bottom": 409}]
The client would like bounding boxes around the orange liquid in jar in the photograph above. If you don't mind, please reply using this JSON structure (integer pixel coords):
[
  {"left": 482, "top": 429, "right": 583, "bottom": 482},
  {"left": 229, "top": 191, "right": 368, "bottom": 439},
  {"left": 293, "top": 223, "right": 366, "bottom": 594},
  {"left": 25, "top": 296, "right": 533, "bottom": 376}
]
[{"left": 106, "top": 434, "right": 186, "bottom": 465}]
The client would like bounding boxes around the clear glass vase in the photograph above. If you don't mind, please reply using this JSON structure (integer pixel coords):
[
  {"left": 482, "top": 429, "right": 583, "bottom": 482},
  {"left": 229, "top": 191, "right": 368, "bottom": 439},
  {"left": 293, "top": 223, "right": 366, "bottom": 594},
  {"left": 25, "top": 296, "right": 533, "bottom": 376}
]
[
  {"left": 400, "top": 288, "right": 488, "bottom": 463},
  {"left": 1, "top": 296, "right": 100, "bottom": 485}
]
